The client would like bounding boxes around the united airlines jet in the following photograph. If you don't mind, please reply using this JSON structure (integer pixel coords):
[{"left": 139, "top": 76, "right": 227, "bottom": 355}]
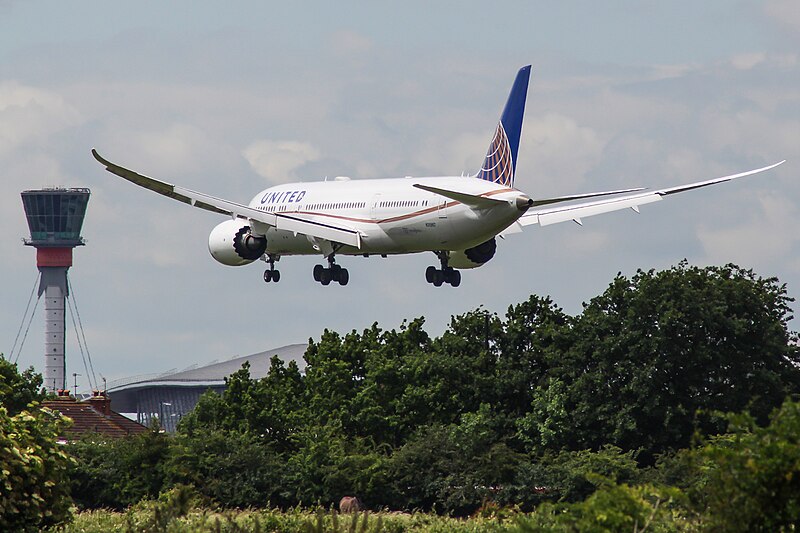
[{"left": 92, "top": 66, "right": 783, "bottom": 287}]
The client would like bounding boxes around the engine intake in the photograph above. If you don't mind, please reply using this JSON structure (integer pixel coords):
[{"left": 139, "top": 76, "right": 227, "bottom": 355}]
[{"left": 208, "top": 219, "right": 267, "bottom": 266}]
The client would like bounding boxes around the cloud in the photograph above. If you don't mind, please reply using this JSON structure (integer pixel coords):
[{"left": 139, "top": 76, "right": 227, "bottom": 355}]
[
  {"left": 328, "top": 30, "right": 373, "bottom": 57},
  {"left": 729, "top": 52, "right": 767, "bottom": 71},
  {"left": 765, "top": 0, "right": 800, "bottom": 34},
  {"left": 518, "top": 113, "right": 605, "bottom": 194},
  {"left": 0, "top": 81, "right": 81, "bottom": 155},
  {"left": 697, "top": 191, "right": 800, "bottom": 269},
  {"left": 242, "top": 140, "right": 321, "bottom": 184}
]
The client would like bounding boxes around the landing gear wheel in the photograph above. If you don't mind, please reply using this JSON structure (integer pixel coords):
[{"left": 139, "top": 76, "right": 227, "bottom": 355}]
[
  {"left": 432, "top": 270, "right": 444, "bottom": 287},
  {"left": 331, "top": 265, "right": 342, "bottom": 283},
  {"left": 426, "top": 266, "right": 436, "bottom": 283},
  {"left": 313, "top": 264, "right": 324, "bottom": 282},
  {"left": 272, "top": 270, "right": 281, "bottom": 282},
  {"left": 264, "top": 270, "right": 272, "bottom": 283},
  {"left": 338, "top": 268, "right": 349, "bottom": 286},
  {"left": 448, "top": 269, "right": 461, "bottom": 287},
  {"left": 320, "top": 269, "right": 332, "bottom": 286}
]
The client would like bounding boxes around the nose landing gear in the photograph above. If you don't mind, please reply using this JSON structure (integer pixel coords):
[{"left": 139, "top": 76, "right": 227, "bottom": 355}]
[
  {"left": 426, "top": 252, "right": 461, "bottom": 287},
  {"left": 263, "top": 254, "right": 281, "bottom": 283}
]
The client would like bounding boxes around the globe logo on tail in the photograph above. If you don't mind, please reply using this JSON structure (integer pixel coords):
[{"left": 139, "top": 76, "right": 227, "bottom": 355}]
[{"left": 477, "top": 122, "right": 514, "bottom": 188}]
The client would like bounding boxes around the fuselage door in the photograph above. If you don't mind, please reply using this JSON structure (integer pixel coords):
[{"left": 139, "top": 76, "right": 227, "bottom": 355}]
[{"left": 370, "top": 193, "right": 382, "bottom": 221}]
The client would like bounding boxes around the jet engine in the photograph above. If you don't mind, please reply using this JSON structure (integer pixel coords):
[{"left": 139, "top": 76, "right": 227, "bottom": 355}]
[
  {"left": 448, "top": 237, "right": 497, "bottom": 269},
  {"left": 208, "top": 219, "right": 267, "bottom": 266}
]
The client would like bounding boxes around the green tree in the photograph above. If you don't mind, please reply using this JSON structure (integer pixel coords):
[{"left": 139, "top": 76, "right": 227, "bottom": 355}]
[
  {"left": 519, "top": 482, "right": 691, "bottom": 532},
  {"left": 535, "top": 263, "right": 800, "bottom": 460},
  {"left": 388, "top": 405, "right": 523, "bottom": 514},
  {"left": 281, "top": 423, "right": 390, "bottom": 508},
  {"left": 67, "top": 427, "right": 170, "bottom": 510},
  {"left": 179, "top": 357, "right": 306, "bottom": 451},
  {"left": 0, "top": 356, "right": 45, "bottom": 415},
  {"left": 167, "top": 429, "right": 284, "bottom": 508},
  {"left": 688, "top": 398, "right": 800, "bottom": 532},
  {"left": 0, "top": 405, "right": 74, "bottom": 531}
]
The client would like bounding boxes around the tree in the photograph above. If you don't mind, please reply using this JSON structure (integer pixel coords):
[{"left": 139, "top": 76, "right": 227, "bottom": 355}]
[
  {"left": 67, "top": 427, "right": 170, "bottom": 510},
  {"left": 179, "top": 357, "right": 306, "bottom": 451},
  {"left": 167, "top": 429, "right": 285, "bottom": 508},
  {"left": 388, "top": 404, "right": 523, "bottom": 514},
  {"left": 0, "top": 357, "right": 45, "bottom": 415},
  {"left": 689, "top": 398, "right": 800, "bottom": 531},
  {"left": 0, "top": 405, "right": 74, "bottom": 531},
  {"left": 531, "top": 263, "right": 800, "bottom": 460}
]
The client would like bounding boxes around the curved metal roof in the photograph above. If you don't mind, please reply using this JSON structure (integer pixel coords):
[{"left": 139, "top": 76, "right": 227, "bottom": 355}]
[{"left": 108, "top": 343, "right": 308, "bottom": 393}]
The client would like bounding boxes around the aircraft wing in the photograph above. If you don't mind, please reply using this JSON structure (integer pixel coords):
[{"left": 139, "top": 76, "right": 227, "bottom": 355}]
[
  {"left": 91, "top": 149, "right": 362, "bottom": 248},
  {"left": 519, "top": 161, "right": 785, "bottom": 227}
]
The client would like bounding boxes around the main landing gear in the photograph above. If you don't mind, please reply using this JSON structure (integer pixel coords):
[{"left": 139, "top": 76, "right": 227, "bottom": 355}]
[
  {"left": 263, "top": 255, "right": 281, "bottom": 283},
  {"left": 313, "top": 255, "right": 349, "bottom": 286},
  {"left": 426, "top": 252, "right": 461, "bottom": 287}
]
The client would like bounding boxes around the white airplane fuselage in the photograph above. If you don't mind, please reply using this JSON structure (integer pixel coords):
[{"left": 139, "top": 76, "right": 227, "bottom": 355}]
[
  {"left": 93, "top": 64, "right": 784, "bottom": 287},
  {"left": 249, "top": 176, "right": 523, "bottom": 257}
]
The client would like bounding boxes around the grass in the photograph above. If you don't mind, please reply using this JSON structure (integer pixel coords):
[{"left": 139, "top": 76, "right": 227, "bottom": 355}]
[{"left": 56, "top": 507, "right": 522, "bottom": 533}]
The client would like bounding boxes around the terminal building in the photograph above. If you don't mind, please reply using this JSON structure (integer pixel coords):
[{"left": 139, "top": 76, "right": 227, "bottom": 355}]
[{"left": 107, "top": 343, "right": 307, "bottom": 432}]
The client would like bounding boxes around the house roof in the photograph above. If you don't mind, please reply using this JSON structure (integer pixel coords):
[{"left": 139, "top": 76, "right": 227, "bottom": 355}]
[{"left": 43, "top": 394, "right": 148, "bottom": 438}]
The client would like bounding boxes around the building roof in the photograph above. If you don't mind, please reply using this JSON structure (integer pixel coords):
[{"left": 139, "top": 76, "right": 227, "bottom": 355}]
[
  {"left": 43, "top": 393, "right": 148, "bottom": 438},
  {"left": 106, "top": 343, "right": 308, "bottom": 413}
]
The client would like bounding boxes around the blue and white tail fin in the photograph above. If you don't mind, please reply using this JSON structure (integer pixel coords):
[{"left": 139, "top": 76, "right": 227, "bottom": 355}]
[{"left": 476, "top": 65, "right": 531, "bottom": 188}]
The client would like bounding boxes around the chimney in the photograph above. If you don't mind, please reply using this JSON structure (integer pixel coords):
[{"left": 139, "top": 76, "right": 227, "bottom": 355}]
[{"left": 87, "top": 389, "right": 111, "bottom": 416}]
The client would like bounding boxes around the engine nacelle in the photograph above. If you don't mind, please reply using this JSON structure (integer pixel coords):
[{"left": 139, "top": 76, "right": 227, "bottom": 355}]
[
  {"left": 208, "top": 219, "right": 267, "bottom": 266},
  {"left": 448, "top": 237, "right": 497, "bottom": 269}
]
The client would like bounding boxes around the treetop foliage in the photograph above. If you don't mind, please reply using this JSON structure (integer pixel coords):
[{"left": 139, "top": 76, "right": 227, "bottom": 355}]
[{"left": 48, "top": 262, "right": 800, "bottom": 527}]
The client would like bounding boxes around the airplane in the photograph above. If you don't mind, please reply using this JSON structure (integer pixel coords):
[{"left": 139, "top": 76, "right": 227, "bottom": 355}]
[{"left": 92, "top": 65, "right": 784, "bottom": 287}]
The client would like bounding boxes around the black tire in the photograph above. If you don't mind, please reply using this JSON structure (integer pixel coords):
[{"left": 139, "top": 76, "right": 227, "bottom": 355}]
[
  {"left": 320, "top": 269, "right": 332, "bottom": 285},
  {"left": 338, "top": 268, "right": 349, "bottom": 286},
  {"left": 449, "top": 270, "right": 461, "bottom": 287},
  {"left": 264, "top": 270, "right": 272, "bottom": 283},
  {"left": 272, "top": 270, "right": 281, "bottom": 283},
  {"left": 426, "top": 266, "right": 437, "bottom": 283},
  {"left": 433, "top": 271, "right": 444, "bottom": 287},
  {"left": 313, "top": 264, "right": 323, "bottom": 282}
]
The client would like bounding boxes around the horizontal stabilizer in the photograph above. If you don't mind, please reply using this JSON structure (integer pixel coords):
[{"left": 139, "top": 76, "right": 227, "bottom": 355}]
[
  {"left": 412, "top": 183, "right": 507, "bottom": 208},
  {"left": 531, "top": 187, "right": 645, "bottom": 207},
  {"left": 533, "top": 192, "right": 663, "bottom": 226}
]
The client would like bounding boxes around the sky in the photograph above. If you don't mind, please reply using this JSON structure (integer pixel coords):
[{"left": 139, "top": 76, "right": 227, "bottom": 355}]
[{"left": 1, "top": 1, "right": 798, "bottom": 391}]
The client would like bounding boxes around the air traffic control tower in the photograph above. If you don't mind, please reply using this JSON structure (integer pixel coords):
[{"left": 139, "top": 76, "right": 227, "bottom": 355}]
[{"left": 21, "top": 188, "right": 90, "bottom": 392}]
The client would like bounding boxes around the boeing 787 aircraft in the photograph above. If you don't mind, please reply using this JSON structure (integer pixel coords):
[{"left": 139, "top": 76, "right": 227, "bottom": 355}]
[{"left": 92, "top": 66, "right": 783, "bottom": 287}]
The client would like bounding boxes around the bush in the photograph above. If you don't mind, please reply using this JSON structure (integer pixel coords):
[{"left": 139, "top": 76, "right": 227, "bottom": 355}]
[{"left": 0, "top": 405, "right": 74, "bottom": 531}]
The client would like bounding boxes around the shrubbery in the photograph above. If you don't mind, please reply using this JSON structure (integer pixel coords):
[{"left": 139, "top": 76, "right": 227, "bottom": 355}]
[
  {"left": 0, "top": 358, "right": 73, "bottom": 531},
  {"left": 4, "top": 262, "right": 800, "bottom": 530}
]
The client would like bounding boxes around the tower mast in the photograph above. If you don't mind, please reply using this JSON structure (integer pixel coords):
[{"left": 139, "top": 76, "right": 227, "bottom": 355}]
[{"left": 21, "top": 188, "right": 90, "bottom": 393}]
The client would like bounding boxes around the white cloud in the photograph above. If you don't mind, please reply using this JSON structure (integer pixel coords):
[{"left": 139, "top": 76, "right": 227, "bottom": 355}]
[
  {"left": 765, "top": 0, "right": 800, "bottom": 34},
  {"left": 518, "top": 113, "right": 606, "bottom": 194},
  {"left": 328, "top": 30, "right": 373, "bottom": 57},
  {"left": 242, "top": 140, "right": 321, "bottom": 184},
  {"left": 697, "top": 191, "right": 799, "bottom": 268},
  {"left": 729, "top": 52, "right": 767, "bottom": 71},
  {"left": 0, "top": 81, "right": 81, "bottom": 155}
]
